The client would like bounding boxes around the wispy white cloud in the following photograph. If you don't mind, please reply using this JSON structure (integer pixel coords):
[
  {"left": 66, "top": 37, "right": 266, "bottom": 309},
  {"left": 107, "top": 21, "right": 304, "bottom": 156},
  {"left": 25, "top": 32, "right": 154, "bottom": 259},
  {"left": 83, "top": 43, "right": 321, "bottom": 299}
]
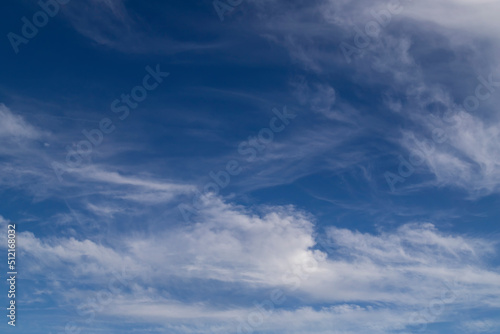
[
  {"left": 399, "top": 85, "right": 500, "bottom": 197},
  {"left": 0, "top": 103, "right": 194, "bottom": 206},
  {"left": 0, "top": 104, "right": 47, "bottom": 140},
  {"left": 61, "top": 0, "right": 221, "bottom": 54}
]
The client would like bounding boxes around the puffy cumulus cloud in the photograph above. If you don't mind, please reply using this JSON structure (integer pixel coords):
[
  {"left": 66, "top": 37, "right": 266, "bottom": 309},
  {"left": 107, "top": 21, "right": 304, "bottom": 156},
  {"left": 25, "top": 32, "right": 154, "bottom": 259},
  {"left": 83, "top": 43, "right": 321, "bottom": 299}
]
[
  {"left": 16, "top": 197, "right": 500, "bottom": 333},
  {"left": 20, "top": 195, "right": 320, "bottom": 285},
  {"left": 127, "top": 195, "right": 321, "bottom": 285}
]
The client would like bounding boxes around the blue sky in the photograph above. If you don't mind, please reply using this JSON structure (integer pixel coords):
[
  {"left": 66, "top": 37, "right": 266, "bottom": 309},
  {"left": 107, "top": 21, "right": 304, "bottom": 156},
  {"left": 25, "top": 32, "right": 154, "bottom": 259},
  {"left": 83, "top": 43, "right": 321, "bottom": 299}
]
[{"left": 1, "top": 0, "right": 500, "bottom": 333}]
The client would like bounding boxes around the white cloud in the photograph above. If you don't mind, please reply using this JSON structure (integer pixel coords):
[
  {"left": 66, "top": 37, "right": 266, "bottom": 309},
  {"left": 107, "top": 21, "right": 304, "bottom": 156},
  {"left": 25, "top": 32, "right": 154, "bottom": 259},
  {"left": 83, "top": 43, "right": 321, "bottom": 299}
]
[
  {"left": 401, "top": 97, "right": 500, "bottom": 197},
  {"left": 0, "top": 104, "right": 46, "bottom": 141},
  {"left": 67, "top": 166, "right": 196, "bottom": 204},
  {"left": 17, "top": 197, "right": 500, "bottom": 333},
  {"left": 61, "top": 0, "right": 219, "bottom": 54},
  {"left": 403, "top": 0, "right": 500, "bottom": 40}
]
